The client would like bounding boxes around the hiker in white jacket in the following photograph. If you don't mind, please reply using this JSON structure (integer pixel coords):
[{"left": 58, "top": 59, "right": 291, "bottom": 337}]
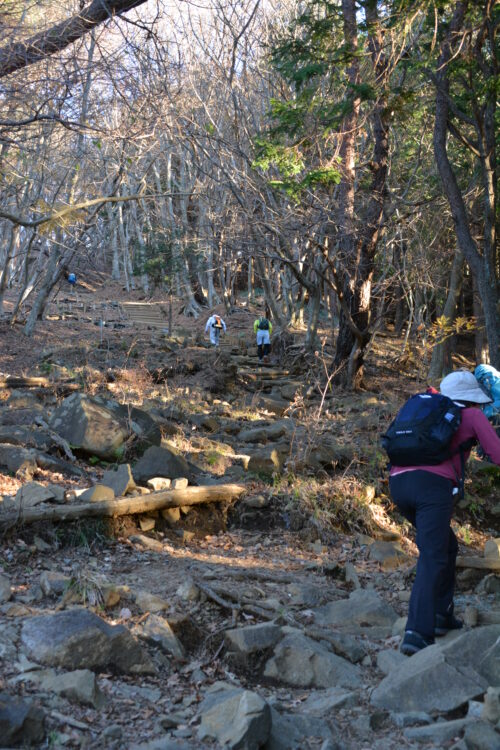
[{"left": 205, "top": 314, "right": 226, "bottom": 346}]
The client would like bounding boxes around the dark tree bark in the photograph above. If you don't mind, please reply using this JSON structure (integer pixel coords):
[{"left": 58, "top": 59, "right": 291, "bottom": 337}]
[
  {"left": 331, "top": 0, "right": 390, "bottom": 387},
  {"left": 433, "top": 0, "right": 499, "bottom": 368},
  {"left": 0, "top": 0, "right": 148, "bottom": 79}
]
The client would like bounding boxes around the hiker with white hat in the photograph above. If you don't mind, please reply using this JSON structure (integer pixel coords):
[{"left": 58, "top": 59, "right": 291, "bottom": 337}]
[
  {"left": 387, "top": 370, "right": 500, "bottom": 656},
  {"left": 204, "top": 312, "right": 226, "bottom": 347}
]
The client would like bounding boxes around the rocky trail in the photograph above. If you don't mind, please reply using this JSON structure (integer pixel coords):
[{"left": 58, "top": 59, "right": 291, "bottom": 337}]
[{"left": 0, "top": 291, "right": 499, "bottom": 750}]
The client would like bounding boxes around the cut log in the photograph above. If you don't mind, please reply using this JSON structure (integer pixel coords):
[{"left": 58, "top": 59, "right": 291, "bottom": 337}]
[
  {"left": 0, "top": 376, "right": 80, "bottom": 390},
  {"left": 456, "top": 556, "right": 500, "bottom": 571},
  {"left": 0, "top": 483, "right": 245, "bottom": 527}
]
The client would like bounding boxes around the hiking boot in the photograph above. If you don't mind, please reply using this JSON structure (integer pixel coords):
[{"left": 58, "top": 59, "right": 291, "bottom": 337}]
[
  {"left": 435, "top": 612, "right": 463, "bottom": 636},
  {"left": 400, "top": 630, "right": 434, "bottom": 656}
]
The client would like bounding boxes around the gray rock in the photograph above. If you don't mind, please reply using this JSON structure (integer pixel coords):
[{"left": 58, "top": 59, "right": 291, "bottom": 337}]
[
  {"left": 238, "top": 421, "right": 290, "bottom": 443},
  {"left": 39, "top": 571, "right": 71, "bottom": 597},
  {"left": 368, "top": 540, "right": 408, "bottom": 568},
  {"left": 482, "top": 687, "right": 500, "bottom": 724},
  {"left": 264, "top": 707, "right": 334, "bottom": 750},
  {"left": 0, "top": 692, "right": 45, "bottom": 746},
  {"left": 314, "top": 588, "right": 398, "bottom": 632},
  {"left": 101, "top": 464, "right": 137, "bottom": 496},
  {"left": 198, "top": 686, "right": 271, "bottom": 749},
  {"left": 306, "top": 629, "right": 367, "bottom": 664},
  {"left": 404, "top": 718, "right": 473, "bottom": 743},
  {"left": 148, "top": 477, "right": 172, "bottom": 491},
  {"left": 0, "top": 574, "right": 12, "bottom": 603},
  {"left": 376, "top": 648, "right": 407, "bottom": 675},
  {"left": 132, "top": 614, "right": 184, "bottom": 659},
  {"left": 464, "top": 720, "right": 500, "bottom": 750},
  {"left": 301, "top": 687, "right": 358, "bottom": 713},
  {"left": 48, "top": 393, "right": 127, "bottom": 460},
  {"left": 20, "top": 609, "right": 155, "bottom": 675},
  {"left": 264, "top": 632, "right": 361, "bottom": 689},
  {"left": 171, "top": 477, "right": 188, "bottom": 489},
  {"left": 131, "top": 740, "right": 192, "bottom": 750},
  {"left": 225, "top": 623, "right": 282, "bottom": 656},
  {"left": 15, "top": 482, "right": 55, "bottom": 507},
  {"left": 391, "top": 711, "right": 433, "bottom": 728},
  {"left": 0, "top": 623, "right": 19, "bottom": 661},
  {"left": 247, "top": 448, "right": 284, "bottom": 476},
  {"left": 284, "top": 582, "right": 325, "bottom": 607},
  {"left": 440, "top": 625, "right": 500, "bottom": 687},
  {"left": 79, "top": 484, "right": 115, "bottom": 502},
  {"left": 371, "top": 635, "right": 492, "bottom": 713},
  {"left": 133, "top": 445, "right": 193, "bottom": 484},
  {"left": 39, "top": 668, "right": 105, "bottom": 708}
]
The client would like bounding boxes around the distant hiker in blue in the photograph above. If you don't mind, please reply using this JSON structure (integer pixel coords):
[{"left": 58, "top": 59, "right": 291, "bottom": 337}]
[
  {"left": 474, "top": 364, "right": 500, "bottom": 424},
  {"left": 66, "top": 272, "right": 77, "bottom": 286}
]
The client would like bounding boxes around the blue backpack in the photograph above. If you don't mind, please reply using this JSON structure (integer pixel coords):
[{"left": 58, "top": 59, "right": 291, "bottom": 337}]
[
  {"left": 474, "top": 365, "right": 500, "bottom": 421},
  {"left": 381, "top": 393, "right": 463, "bottom": 466}
]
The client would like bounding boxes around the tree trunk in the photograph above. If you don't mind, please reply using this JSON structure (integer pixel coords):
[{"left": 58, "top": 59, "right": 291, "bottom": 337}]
[
  {"left": 433, "top": 0, "right": 499, "bottom": 368},
  {"left": 428, "top": 249, "right": 464, "bottom": 380}
]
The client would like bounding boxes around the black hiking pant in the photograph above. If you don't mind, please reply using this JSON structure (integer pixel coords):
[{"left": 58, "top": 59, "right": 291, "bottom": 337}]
[
  {"left": 257, "top": 343, "right": 270, "bottom": 360},
  {"left": 389, "top": 470, "right": 457, "bottom": 640}
]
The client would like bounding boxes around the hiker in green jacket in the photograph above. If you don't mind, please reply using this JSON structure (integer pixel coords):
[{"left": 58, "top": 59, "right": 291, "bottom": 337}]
[{"left": 254, "top": 315, "right": 272, "bottom": 362}]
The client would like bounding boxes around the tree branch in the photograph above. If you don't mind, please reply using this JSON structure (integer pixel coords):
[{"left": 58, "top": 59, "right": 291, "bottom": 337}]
[{"left": 0, "top": 0, "right": 148, "bottom": 79}]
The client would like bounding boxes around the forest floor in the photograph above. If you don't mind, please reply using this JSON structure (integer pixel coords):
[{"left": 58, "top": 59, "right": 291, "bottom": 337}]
[{"left": 0, "top": 278, "right": 498, "bottom": 750}]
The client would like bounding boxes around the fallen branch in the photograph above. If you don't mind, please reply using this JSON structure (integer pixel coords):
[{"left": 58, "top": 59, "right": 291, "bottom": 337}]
[
  {"left": 456, "top": 556, "right": 500, "bottom": 571},
  {"left": 0, "top": 483, "right": 245, "bottom": 527}
]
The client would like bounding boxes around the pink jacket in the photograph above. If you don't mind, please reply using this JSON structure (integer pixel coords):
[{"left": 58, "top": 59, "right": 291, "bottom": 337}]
[{"left": 390, "top": 407, "right": 500, "bottom": 485}]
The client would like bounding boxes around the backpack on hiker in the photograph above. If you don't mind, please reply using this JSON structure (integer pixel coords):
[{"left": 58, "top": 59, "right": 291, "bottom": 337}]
[
  {"left": 474, "top": 365, "right": 500, "bottom": 422},
  {"left": 381, "top": 392, "right": 464, "bottom": 467},
  {"left": 213, "top": 315, "right": 223, "bottom": 329},
  {"left": 258, "top": 317, "right": 270, "bottom": 331}
]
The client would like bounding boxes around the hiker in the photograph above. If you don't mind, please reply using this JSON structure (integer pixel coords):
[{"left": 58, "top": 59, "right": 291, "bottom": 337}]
[
  {"left": 474, "top": 364, "right": 500, "bottom": 426},
  {"left": 205, "top": 313, "right": 226, "bottom": 347},
  {"left": 387, "top": 370, "right": 500, "bottom": 656},
  {"left": 253, "top": 314, "right": 272, "bottom": 362}
]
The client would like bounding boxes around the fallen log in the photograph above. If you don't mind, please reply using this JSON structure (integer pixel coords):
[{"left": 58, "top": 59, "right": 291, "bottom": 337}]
[
  {"left": 456, "top": 555, "right": 500, "bottom": 571},
  {"left": 0, "top": 483, "right": 245, "bottom": 527},
  {"left": 0, "top": 376, "right": 80, "bottom": 390}
]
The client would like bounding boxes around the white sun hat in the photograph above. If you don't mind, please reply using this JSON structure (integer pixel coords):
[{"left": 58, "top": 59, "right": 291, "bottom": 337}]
[{"left": 440, "top": 370, "right": 492, "bottom": 404}]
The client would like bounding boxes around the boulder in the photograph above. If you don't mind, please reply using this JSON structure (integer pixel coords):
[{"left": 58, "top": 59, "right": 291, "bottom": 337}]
[
  {"left": 247, "top": 448, "right": 284, "bottom": 476},
  {"left": 101, "top": 400, "right": 162, "bottom": 452},
  {"left": 371, "top": 626, "right": 500, "bottom": 713},
  {"left": 39, "top": 571, "right": 71, "bottom": 597},
  {"left": 20, "top": 609, "right": 155, "bottom": 675},
  {"left": 301, "top": 687, "right": 358, "bottom": 713},
  {"left": 172, "top": 477, "right": 188, "bottom": 490},
  {"left": 403, "top": 717, "right": 474, "bottom": 744},
  {"left": 484, "top": 539, "right": 500, "bottom": 560},
  {"left": 0, "top": 574, "right": 12, "bottom": 603},
  {"left": 79, "top": 484, "right": 115, "bottom": 502},
  {"left": 101, "top": 464, "right": 137, "bottom": 496},
  {"left": 132, "top": 614, "right": 184, "bottom": 659},
  {"left": 135, "top": 591, "right": 169, "bottom": 613},
  {"left": 133, "top": 445, "right": 193, "bottom": 484},
  {"left": 0, "top": 444, "right": 38, "bottom": 478},
  {"left": 264, "top": 632, "right": 361, "bottom": 689},
  {"left": 48, "top": 393, "right": 127, "bottom": 459},
  {"left": 265, "top": 707, "right": 334, "bottom": 750},
  {"left": 38, "top": 668, "right": 105, "bottom": 709},
  {"left": 0, "top": 693, "right": 45, "bottom": 746},
  {"left": 148, "top": 477, "right": 171, "bottom": 491},
  {"left": 238, "top": 421, "right": 291, "bottom": 444},
  {"left": 14, "top": 482, "right": 55, "bottom": 508},
  {"left": 368, "top": 540, "right": 408, "bottom": 569},
  {"left": 313, "top": 588, "right": 398, "bottom": 633},
  {"left": 198, "top": 685, "right": 271, "bottom": 749},
  {"left": 464, "top": 720, "right": 500, "bottom": 750},
  {"left": 225, "top": 623, "right": 282, "bottom": 657}
]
